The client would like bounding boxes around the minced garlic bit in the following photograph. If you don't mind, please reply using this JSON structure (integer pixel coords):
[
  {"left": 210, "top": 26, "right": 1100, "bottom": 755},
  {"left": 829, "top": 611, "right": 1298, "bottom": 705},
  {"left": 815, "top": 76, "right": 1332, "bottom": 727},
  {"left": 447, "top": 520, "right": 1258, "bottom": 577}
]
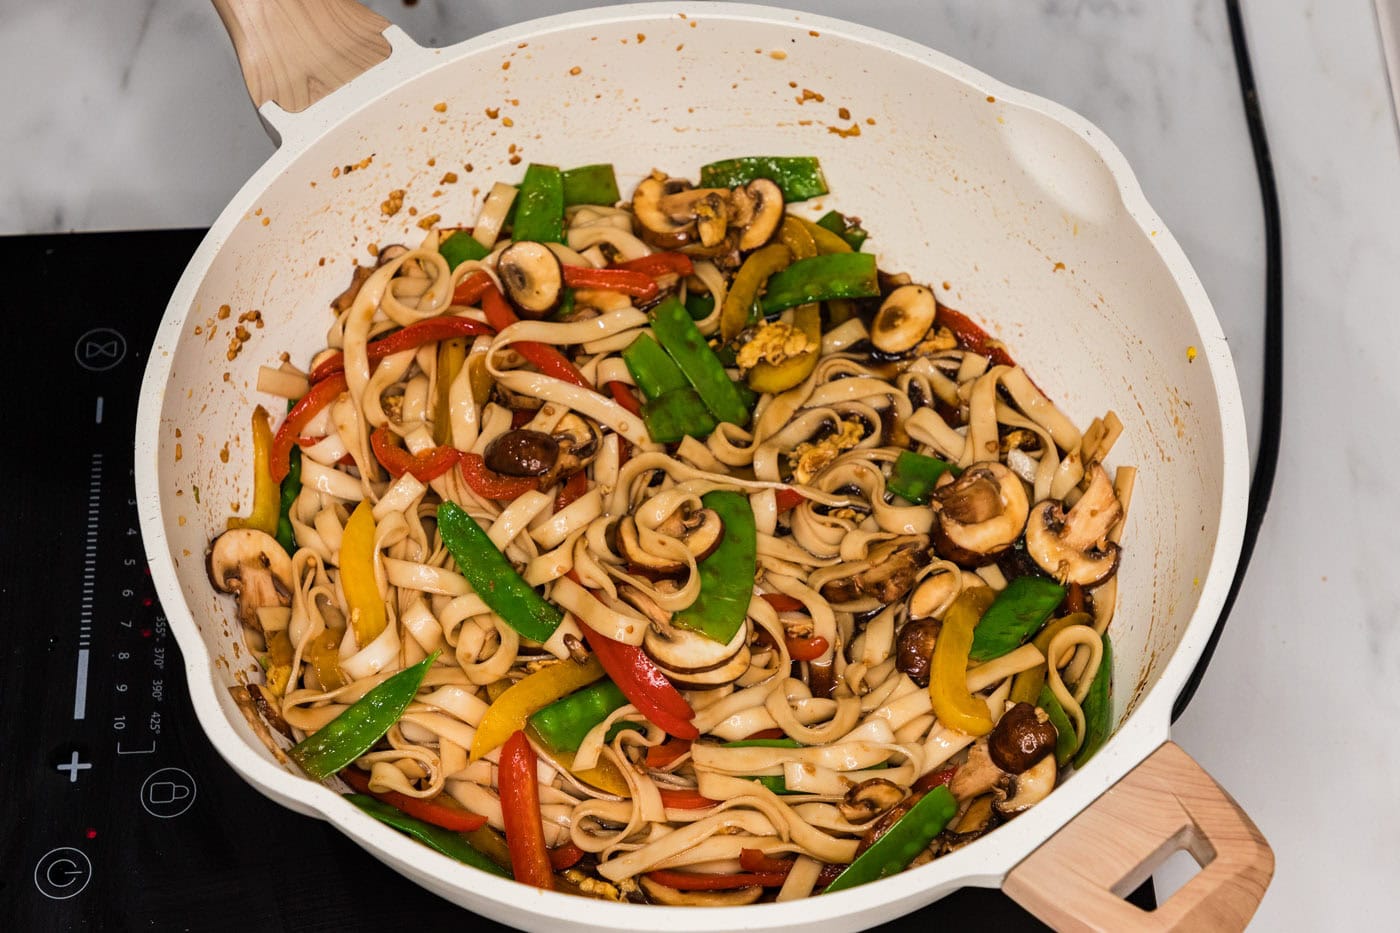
[
  {"left": 433, "top": 101, "right": 447, "bottom": 113},
  {"left": 417, "top": 213, "right": 441, "bottom": 230},
  {"left": 789, "top": 419, "right": 865, "bottom": 485},
  {"left": 736, "top": 321, "right": 812, "bottom": 370},
  {"left": 913, "top": 325, "right": 957, "bottom": 356},
  {"left": 381, "top": 189, "right": 406, "bottom": 216}
]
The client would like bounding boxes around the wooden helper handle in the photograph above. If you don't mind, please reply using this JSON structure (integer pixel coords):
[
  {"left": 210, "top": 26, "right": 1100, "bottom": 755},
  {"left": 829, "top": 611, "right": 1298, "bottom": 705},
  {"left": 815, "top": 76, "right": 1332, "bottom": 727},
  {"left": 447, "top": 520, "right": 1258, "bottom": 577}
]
[
  {"left": 1004, "top": 742, "right": 1273, "bottom": 931},
  {"left": 212, "top": 0, "right": 391, "bottom": 114}
]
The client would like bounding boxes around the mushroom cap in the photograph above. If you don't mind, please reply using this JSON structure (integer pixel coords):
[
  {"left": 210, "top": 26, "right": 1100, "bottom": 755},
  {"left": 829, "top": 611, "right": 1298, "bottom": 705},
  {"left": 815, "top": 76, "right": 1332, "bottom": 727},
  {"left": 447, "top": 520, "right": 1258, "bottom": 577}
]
[
  {"left": 1023, "top": 464, "right": 1124, "bottom": 586},
  {"left": 839, "top": 778, "right": 907, "bottom": 824},
  {"left": 497, "top": 240, "right": 563, "bottom": 318},
  {"left": 818, "top": 538, "right": 928, "bottom": 604},
  {"left": 988, "top": 702, "right": 1058, "bottom": 773},
  {"left": 895, "top": 616, "right": 942, "bottom": 687},
  {"left": 733, "top": 178, "right": 784, "bottom": 251},
  {"left": 206, "top": 528, "right": 294, "bottom": 632},
  {"left": 484, "top": 429, "right": 559, "bottom": 477},
  {"left": 994, "top": 751, "right": 1057, "bottom": 814},
  {"left": 871, "top": 285, "right": 938, "bottom": 354},
  {"left": 932, "top": 462, "right": 1030, "bottom": 566}
]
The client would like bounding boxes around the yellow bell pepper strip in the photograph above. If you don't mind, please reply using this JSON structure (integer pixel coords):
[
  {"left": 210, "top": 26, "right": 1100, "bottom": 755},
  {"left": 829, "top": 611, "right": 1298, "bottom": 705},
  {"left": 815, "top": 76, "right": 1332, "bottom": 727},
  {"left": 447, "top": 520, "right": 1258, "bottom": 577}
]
[
  {"left": 289, "top": 651, "right": 439, "bottom": 780},
  {"left": 886, "top": 450, "right": 960, "bottom": 504},
  {"left": 432, "top": 336, "right": 468, "bottom": 446},
  {"left": 796, "top": 216, "right": 854, "bottom": 255},
  {"left": 439, "top": 229, "right": 490, "bottom": 269},
  {"left": 262, "top": 628, "right": 294, "bottom": 697},
  {"left": 720, "top": 242, "right": 792, "bottom": 341},
  {"left": 469, "top": 656, "right": 607, "bottom": 761},
  {"left": 1009, "top": 611, "right": 1092, "bottom": 706},
  {"left": 341, "top": 500, "right": 387, "bottom": 649},
  {"left": 346, "top": 794, "right": 508, "bottom": 877},
  {"left": 546, "top": 745, "right": 633, "bottom": 797},
  {"left": 1073, "top": 634, "right": 1113, "bottom": 768},
  {"left": 1037, "top": 684, "right": 1079, "bottom": 767},
  {"left": 650, "top": 297, "right": 752, "bottom": 427},
  {"left": 511, "top": 163, "right": 565, "bottom": 244},
  {"left": 816, "top": 209, "right": 868, "bottom": 250},
  {"left": 759, "top": 253, "right": 880, "bottom": 316},
  {"left": 436, "top": 501, "right": 565, "bottom": 642},
  {"left": 306, "top": 627, "right": 347, "bottom": 692},
  {"left": 969, "top": 576, "right": 1066, "bottom": 663},
  {"left": 274, "top": 446, "right": 301, "bottom": 555},
  {"left": 672, "top": 491, "right": 757, "bottom": 644},
  {"left": 228, "top": 406, "right": 280, "bottom": 535},
  {"left": 744, "top": 303, "right": 821, "bottom": 394},
  {"left": 698, "top": 156, "right": 829, "bottom": 201},
  {"left": 778, "top": 214, "right": 817, "bottom": 260},
  {"left": 560, "top": 163, "right": 620, "bottom": 206},
  {"left": 822, "top": 786, "right": 957, "bottom": 893},
  {"left": 928, "top": 586, "right": 998, "bottom": 736}
]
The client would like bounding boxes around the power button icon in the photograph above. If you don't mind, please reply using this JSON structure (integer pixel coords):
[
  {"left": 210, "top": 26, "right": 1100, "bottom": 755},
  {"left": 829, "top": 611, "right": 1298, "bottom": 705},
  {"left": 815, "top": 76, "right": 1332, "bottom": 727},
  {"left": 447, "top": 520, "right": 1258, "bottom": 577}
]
[{"left": 34, "top": 847, "right": 92, "bottom": 900}]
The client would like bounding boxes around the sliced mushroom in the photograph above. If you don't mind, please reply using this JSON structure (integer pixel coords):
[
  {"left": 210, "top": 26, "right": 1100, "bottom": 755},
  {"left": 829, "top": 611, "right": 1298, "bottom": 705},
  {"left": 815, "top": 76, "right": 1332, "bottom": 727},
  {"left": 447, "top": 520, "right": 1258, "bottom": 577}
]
[
  {"left": 895, "top": 617, "right": 941, "bottom": 687},
  {"left": 207, "top": 528, "right": 294, "bottom": 632},
  {"left": 819, "top": 539, "right": 929, "bottom": 604},
  {"left": 988, "top": 702, "right": 1058, "bottom": 774},
  {"left": 994, "top": 752, "right": 1057, "bottom": 814},
  {"left": 855, "top": 790, "right": 921, "bottom": 857},
  {"left": 497, "top": 240, "right": 563, "bottom": 318},
  {"left": 615, "top": 517, "right": 686, "bottom": 579},
  {"left": 484, "top": 429, "right": 559, "bottom": 477},
  {"left": 839, "top": 778, "right": 907, "bottom": 824},
  {"left": 939, "top": 794, "right": 1001, "bottom": 853},
  {"left": 551, "top": 413, "right": 601, "bottom": 480},
  {"left": 632, "top": 175, "right": 729, "bottom": 248},
  {"left": 870, "top": 285, "right": 938, "bottom": 354},
  {"left": 1024, "top": 463, "right": 1122, "bottom": 585},
  {"left": 932, "top": 462, "right": 1030, "bottom": 566},
  {"left": 643, "top": 615, "right": 748, "bottom": 676},
  {"left": 655, "top": 506, "right": 725, "bottom": 562},
  {"left": 730, "top": 178, "right": 784, "bottom": 250}
]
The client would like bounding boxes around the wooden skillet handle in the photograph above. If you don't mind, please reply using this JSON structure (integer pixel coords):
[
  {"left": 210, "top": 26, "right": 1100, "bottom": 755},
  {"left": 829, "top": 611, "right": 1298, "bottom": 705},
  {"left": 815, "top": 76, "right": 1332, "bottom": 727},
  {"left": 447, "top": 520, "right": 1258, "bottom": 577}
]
[
  {"left": 1004, "top": 742, "right": 1273, "bottom": 931},
  {"left": 211, "top": 0, "right": 391, "bottom": 114}
]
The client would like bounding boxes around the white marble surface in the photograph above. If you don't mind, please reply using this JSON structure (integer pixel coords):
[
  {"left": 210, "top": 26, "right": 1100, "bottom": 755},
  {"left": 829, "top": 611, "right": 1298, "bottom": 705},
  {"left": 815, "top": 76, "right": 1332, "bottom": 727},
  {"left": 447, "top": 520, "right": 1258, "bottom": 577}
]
[{"left": 4, "top": 0, "right": 1396, "bottom": 927}]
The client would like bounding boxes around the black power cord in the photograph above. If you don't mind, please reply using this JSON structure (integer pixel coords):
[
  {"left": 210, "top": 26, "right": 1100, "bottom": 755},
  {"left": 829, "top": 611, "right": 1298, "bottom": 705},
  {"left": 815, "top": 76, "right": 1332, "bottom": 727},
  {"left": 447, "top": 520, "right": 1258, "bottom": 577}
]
[{"left": 1172, "top": 0, "right": 1284, "bottom": 722}]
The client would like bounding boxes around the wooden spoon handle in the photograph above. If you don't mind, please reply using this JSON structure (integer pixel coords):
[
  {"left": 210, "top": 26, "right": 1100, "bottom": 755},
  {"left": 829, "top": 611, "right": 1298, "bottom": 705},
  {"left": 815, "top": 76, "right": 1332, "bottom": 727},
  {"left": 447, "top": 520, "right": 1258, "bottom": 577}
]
[
  {"left": 1004, "top": 741, "right": 1273, "bottom": 931},
  {"left": 211, "top": 0, "right": 391, "bottom": 114}
]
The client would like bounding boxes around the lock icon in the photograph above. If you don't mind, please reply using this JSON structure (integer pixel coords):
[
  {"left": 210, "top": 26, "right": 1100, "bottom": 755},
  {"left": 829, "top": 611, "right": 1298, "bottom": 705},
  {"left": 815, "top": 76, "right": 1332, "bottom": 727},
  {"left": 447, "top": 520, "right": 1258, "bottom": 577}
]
[{"left": 140, "top": 767, "right": 197, "bottom": 818}]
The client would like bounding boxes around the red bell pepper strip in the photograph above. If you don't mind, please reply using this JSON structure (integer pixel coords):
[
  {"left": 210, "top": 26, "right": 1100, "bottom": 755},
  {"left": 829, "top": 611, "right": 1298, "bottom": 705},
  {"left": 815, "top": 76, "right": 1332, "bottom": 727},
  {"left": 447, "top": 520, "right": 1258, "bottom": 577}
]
[
  {"left": 453, "top": 270, "right": 494, "bottom": 306},
  {"left": 509, "top": 408, "right": 536, "bottom": 429},
  {"left": 579, "top": 625, "right": 699, "bottom": 740},
  {"left": 616, "top": 252, "right": 694, "bottom": 279},
  {"left": 481, "top": 284, "right": 593, "bottom": 390},
  {"left": 605, "top": 381, "right": 643, "bottom": 417},
  {"left": 499, "top": 730, "right": 555, "bottom": 890},
  {"left": 646, "top": 869, "right": 788, "bottom": 890},
  {"left": 339, "top": 767, "right": 488, "bottom": 832},
  {"left": 741, "top": 728, "right": 786, "bottom": 741},
  {"left": 270, "top": 373, "right": 348, "bottom": 483},
  {"left": 459, "top": 453, "right": 538, "bottom": 500},
  {"left": 308, "top": 315, "right": 495, "bottom": 384},
  {"left": 785, "top": 634, "right": 830, "bottom": 663},
  {"left": 912, "top": 765, "right": 958, "bottom": 794},
  {"left": 369, "top": 427, "right": 463, "bottom": 482},
  {"left": 657, "top": 788, "right": 720, "bottom": 810},
  {"left": 547, "top": 841, "right": 585, "bottom": 871},
  {"left": 645, "top": 738, "right": 692, "bottom": 769},
  {"left": 760, "top": 593, "right": 805, "bottom": 613},
  {"left": 553, "top": 470, "right": 589, "bottom": 513},
  {"left": 561, "top": 265, "right": 659, "bottom": 300},
  {"left": 936, "top": 305, "right": 1016, "bottom": 368},
  {"left": 774, "top": 487, "right": 806, "bottom": 512},
  {"left": 740, "top": 849, "right": 796, "bottom": 873}
]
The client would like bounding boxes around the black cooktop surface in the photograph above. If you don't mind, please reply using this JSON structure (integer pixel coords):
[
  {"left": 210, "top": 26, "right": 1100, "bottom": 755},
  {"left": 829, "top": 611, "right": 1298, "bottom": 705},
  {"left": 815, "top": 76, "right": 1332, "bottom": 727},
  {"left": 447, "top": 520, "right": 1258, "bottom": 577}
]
[{"left": 0, "top": 229, "right": 1152, "bottom": 931}]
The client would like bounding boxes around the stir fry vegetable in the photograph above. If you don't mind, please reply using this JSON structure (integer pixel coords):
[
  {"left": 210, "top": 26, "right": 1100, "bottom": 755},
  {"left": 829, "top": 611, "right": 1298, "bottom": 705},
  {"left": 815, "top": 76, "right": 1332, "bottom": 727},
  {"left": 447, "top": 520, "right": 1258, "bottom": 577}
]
[{"left": 212, "top": 155, "right": 1132, "bottom": 905}]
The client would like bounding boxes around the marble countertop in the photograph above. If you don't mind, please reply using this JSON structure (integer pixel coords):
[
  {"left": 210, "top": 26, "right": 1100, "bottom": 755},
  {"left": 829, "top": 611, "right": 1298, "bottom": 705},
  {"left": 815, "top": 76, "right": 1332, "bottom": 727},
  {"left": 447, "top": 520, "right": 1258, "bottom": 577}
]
[{"left": 6, "top": 0, "right": 1396, "bottom": 927}]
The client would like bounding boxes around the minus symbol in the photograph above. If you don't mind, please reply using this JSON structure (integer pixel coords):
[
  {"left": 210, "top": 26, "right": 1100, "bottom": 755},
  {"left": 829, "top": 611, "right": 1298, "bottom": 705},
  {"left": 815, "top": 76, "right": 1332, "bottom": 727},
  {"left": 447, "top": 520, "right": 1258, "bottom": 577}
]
[{"left": 95, "top": 396, "right": 105, "bottom": 424}]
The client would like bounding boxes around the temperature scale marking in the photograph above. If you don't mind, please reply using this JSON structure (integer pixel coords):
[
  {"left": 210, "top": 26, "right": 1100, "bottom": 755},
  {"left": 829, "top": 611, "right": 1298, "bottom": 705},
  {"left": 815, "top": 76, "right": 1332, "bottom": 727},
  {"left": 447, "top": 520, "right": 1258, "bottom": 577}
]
[{"left": 74, "top": 451, "right": 103, "bottom": 720}]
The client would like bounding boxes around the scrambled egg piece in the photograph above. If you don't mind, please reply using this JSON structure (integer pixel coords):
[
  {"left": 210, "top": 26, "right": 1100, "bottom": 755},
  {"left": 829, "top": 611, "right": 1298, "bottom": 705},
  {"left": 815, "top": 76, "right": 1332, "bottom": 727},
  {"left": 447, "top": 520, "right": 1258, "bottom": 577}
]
[
  {"left": 913, "top": 325, "right": 957, "bottom": 355},
  {"left": 563, "top": 870, "right": 633, "bottom": 902},
  {"left": 736, "top": 321, "right": 813, "bottom": 371},
  {"left": 789, "top": 419, "right": 865, "bottom": 484}
]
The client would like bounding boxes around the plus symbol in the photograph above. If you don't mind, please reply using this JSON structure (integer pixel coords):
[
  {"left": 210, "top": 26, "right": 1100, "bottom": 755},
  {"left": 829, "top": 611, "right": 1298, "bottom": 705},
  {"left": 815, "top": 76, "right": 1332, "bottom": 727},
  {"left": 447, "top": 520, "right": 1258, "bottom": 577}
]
[{"left": 56, "top": 751, "right": 93, "bottom": 783}]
